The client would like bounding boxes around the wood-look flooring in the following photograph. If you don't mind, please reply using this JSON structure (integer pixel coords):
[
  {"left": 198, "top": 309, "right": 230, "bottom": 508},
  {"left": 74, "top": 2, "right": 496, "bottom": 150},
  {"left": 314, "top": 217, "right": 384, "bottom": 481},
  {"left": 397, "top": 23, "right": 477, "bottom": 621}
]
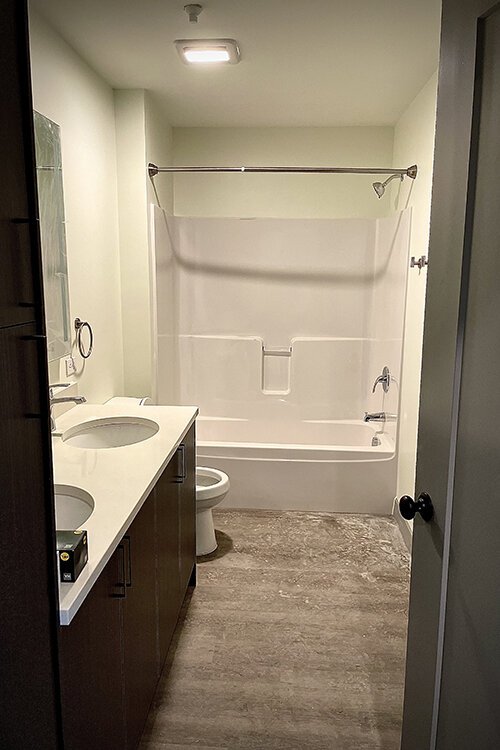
[{"left": 140, "top": 509, "right": 410, "bottom": 749}]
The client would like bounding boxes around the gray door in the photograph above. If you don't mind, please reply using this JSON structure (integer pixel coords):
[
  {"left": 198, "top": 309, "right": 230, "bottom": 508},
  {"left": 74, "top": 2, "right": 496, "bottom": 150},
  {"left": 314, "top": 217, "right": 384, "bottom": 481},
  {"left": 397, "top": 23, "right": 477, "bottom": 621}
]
[{"left": 401, "top": 1, "right": 500, "bottom": 748}]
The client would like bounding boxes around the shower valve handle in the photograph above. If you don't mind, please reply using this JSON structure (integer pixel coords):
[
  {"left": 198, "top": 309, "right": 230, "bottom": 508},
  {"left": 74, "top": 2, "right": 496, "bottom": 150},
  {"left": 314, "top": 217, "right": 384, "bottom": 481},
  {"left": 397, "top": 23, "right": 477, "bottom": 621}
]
[{"left": 399, "top": 492, "right": 434, "bottom": 522}]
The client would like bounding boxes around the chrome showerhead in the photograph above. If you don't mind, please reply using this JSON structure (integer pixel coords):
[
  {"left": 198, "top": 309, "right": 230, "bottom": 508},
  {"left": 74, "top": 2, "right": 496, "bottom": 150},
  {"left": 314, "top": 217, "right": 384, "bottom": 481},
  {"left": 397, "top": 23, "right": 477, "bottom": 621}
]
[{"left": 372, "top": 172, "right": 404, "bottom": 199}]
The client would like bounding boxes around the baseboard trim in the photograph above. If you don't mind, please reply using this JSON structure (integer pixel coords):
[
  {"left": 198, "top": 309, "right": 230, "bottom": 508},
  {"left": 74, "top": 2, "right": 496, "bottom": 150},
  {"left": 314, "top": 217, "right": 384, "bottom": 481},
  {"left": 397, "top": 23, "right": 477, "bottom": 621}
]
[{"left": 392, "top": 497, "right": 412, "bottom": 552}]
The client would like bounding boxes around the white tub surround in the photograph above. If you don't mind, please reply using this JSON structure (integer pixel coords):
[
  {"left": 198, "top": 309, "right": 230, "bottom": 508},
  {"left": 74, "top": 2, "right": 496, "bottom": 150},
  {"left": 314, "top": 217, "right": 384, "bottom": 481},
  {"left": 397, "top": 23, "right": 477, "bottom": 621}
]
[
  {"left": 152, "top": 210, "right": 410, "bottom": 513},
  {"left": 52, "top": 403, "right": 198, "bottom": 625}
]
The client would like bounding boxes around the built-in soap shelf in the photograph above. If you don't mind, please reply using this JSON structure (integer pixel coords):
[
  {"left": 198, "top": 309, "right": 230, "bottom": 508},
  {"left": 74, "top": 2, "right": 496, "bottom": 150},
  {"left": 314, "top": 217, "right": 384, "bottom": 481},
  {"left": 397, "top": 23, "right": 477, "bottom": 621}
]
[{"left": 261, "top": 344, "right": 292, "bottom": 395}]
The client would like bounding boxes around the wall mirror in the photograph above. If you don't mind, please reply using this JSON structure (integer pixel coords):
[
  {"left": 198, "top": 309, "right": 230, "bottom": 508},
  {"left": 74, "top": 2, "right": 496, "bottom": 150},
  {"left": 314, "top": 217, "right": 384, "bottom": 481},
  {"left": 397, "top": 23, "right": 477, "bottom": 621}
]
[{"left": 34, "top": 110, "right": 71, "bottom": 361}]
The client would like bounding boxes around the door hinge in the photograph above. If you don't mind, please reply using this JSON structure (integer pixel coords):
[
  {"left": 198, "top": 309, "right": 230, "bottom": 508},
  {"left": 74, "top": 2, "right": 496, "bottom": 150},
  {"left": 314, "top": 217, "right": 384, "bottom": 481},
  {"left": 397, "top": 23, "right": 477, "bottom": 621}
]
[{"left": 410, "top": 255, "right": 428, "bottom": 272}]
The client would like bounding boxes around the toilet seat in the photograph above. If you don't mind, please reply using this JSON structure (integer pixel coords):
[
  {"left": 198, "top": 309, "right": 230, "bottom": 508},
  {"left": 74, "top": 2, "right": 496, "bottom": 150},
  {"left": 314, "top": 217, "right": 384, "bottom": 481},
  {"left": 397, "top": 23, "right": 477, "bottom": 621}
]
[{"left": 196, "top": 467, "right": 229, "bottom": 502}]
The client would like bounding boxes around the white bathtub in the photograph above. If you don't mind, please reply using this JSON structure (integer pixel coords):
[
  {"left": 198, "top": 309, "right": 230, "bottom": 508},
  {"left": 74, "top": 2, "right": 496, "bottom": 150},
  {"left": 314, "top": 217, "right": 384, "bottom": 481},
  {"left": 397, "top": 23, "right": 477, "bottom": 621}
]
[{"left": 196, "top": 418, "right": 396, "bottom": 514}]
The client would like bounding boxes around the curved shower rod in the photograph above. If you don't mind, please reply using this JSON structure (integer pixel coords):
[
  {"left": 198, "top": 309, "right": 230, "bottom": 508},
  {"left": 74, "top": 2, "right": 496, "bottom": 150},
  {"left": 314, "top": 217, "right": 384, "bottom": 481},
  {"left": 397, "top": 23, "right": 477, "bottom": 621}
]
[{"left": 148, "top": 162, "right": 417, "bottom": 198}]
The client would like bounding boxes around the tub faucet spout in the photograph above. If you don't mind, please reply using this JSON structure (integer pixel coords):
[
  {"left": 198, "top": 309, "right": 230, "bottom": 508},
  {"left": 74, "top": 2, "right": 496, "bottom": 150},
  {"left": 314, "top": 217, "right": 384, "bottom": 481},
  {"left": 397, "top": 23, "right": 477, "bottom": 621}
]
[{"left": 364, "top": 411, "right": 397, "bottom": 423}]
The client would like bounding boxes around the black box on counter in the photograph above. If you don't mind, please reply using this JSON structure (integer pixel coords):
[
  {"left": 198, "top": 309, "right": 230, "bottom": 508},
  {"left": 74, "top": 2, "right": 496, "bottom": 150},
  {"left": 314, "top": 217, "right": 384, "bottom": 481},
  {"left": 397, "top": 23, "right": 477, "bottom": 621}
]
[{"left": 57, "top": 530, "right": 88, "bottom": 583}]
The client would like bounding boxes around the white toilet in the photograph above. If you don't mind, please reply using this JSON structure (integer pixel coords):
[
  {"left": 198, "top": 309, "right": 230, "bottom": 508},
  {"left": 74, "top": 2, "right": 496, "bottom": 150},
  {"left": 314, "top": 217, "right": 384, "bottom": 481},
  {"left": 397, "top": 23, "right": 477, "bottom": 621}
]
[{"left": 196, "top": 467, "right": 230, "bottom": 556}]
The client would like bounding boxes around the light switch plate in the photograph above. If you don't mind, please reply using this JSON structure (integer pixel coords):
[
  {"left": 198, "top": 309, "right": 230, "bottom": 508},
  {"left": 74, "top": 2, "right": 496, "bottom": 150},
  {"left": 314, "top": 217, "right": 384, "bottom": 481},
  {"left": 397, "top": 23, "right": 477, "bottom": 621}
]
[{"left": 64, "top": 355, "right": 76, "bottom": 377}]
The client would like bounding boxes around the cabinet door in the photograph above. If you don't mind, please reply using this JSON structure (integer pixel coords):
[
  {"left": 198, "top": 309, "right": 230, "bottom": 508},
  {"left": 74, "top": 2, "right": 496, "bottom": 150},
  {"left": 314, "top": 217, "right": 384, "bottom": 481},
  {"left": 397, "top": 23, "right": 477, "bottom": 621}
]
[
  {"left": 0, "top": 2, "right": 41, "bottom": 327},
  {"left": 58, "top": 548, "right": 126, "bottom": 750},
  {"left": 122, "top": 496, "right": 158, "bottom": 750},
  {"left": 155, "top": 456, "right": 181, "bottom": 669},
  {"left": 0, "top": 323, "right": 62, "bottom": 748},
  {"left": 178, "top": 425, "right": 196, "bottom": 597}
]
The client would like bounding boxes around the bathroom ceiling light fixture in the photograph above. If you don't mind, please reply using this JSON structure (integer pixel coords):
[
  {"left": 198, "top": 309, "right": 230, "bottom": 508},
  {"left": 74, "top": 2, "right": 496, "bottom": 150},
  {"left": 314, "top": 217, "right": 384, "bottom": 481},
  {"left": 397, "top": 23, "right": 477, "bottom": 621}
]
[{"left": 175, "top": 39, "right": 241, "bottom": 65}]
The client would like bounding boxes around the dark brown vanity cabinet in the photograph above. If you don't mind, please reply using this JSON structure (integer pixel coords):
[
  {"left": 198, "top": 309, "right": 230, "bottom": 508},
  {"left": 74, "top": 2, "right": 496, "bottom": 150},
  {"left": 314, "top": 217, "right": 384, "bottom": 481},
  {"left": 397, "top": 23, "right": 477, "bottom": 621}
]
[{"left": 58, "top": 424, "right": 196, "bottom": 750}]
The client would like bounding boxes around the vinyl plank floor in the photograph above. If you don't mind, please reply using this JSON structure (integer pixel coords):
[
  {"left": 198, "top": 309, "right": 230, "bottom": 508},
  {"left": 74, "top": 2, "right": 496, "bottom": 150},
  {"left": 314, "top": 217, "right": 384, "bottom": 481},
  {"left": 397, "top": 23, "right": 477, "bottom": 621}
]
[{"left": 140, "top": 510, "right": 410, "bottom": 750}]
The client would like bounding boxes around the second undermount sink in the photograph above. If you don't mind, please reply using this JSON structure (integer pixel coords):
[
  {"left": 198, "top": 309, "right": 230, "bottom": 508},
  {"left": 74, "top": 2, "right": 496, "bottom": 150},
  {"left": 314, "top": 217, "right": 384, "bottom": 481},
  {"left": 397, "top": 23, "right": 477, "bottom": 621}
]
[
  {"left": 55, "top": 484, "right": 94, "bottom": 529},
  {"left": 62, "top": 416, "right": 159, "bottom": 449}
]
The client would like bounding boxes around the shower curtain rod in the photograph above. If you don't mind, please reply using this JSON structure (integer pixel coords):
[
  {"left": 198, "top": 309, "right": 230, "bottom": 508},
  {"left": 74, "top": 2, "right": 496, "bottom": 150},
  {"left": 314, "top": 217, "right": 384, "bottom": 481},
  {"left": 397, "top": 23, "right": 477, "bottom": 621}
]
[{"left": 148, "top": 162, "right": 418, "bottom": 179}]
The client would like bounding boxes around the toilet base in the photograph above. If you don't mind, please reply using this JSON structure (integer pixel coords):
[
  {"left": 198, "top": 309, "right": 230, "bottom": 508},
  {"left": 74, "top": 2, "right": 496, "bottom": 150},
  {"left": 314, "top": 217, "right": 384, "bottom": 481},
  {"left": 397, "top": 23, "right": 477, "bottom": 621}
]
[{"left": 196, "top": 507, "right": 217, "bottom": 556}]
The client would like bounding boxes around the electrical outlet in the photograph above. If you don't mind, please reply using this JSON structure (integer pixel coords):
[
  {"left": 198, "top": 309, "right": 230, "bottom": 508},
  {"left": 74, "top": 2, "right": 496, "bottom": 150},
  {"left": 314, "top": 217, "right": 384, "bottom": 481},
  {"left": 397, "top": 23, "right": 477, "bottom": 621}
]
[{"left": 64, "top": 355, "right": 76, "bottom": 377}]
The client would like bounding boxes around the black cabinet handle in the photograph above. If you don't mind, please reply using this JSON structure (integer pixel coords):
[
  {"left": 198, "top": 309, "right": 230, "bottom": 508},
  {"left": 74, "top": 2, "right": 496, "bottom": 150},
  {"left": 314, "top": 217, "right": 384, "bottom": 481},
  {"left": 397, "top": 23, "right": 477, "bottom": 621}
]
[
  {"left": 111, "top": 543, "right": 127, "bottom": 598},
  {"left": 124, "top": 535, "right": 132, "bottom": 587},
  {"left": 20, "top": 332, "right": 46, "bottom": 418},
  {"left": 11, "top": 217, "right": 39, "bottom": 308},
  {"left": 399, "top": 492, "right": 434, "bottom": 522},
  {"left": 174, "top": 444, "right": 186, "bottom": 483}
]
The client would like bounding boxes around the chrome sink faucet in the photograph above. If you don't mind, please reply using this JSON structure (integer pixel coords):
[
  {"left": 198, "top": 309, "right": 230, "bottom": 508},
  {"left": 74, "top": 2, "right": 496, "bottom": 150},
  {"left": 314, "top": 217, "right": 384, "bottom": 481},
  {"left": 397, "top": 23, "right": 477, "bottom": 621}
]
[{"left": 49, "top": 385, "right": 86, "bottom": 431}]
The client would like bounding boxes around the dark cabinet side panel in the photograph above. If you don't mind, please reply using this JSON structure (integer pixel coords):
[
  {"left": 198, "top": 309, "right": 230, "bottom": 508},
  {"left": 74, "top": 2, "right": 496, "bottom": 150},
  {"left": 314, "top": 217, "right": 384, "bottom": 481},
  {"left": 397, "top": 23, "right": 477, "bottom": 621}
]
[{"left": 0, "top": 1, "right": 62, "bottom": 747}]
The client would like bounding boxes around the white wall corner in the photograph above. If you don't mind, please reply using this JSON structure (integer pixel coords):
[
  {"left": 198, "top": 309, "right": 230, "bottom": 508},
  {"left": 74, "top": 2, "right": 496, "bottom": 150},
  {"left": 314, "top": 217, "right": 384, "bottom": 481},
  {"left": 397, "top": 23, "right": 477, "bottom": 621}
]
[
  {"left": 393, "top": 69, "right": 439, "bottom": 501},
  {"left": 392, "top": 497, "right": 413, "bottom": 552},
  {"left": 114, "top": 89, "right": 152, "bottom": 397}
]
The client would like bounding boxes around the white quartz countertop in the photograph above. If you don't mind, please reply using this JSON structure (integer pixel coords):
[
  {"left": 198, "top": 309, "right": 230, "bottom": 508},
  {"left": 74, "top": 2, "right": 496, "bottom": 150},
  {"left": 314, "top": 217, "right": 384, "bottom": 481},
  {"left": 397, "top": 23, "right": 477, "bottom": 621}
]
[{"left": 52, "top": 403, "right": 198, "bottom": 625}]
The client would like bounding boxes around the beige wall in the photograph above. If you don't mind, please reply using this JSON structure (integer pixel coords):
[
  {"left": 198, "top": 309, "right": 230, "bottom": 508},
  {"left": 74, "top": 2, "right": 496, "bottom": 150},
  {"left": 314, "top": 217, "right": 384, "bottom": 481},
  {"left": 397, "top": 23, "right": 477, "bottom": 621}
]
[
  {"left": 30, "top": 10, "right": 124, "bottom": 404},
  {"left": 173, "top": 127, "right": 394, "bottom": 219},
  {"left": 114, "top": 90, "right": 173, "bottom": 398},
  {"left": 393, "top": 71, "right": 439, "bottom": 534},
  {"left": 30, "top": 10, "right": 173, "bottom": 404},
  {"left": 114, "top": 90, "right": 150, "bottom": 397},
  {"left": 145, "top": 93, "right": 173, "bottom": 215}
]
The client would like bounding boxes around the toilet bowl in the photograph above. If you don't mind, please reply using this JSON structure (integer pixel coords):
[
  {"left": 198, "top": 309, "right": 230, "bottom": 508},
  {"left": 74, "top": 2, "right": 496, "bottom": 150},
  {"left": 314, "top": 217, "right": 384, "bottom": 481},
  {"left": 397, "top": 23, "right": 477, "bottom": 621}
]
[{"left": 196, "top": 467, "right": 230, "bottom": 556}]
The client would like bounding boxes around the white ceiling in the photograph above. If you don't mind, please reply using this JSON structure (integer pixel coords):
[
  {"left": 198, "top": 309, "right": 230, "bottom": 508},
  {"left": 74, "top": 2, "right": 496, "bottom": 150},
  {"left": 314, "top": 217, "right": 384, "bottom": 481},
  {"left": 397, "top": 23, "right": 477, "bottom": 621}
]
[{"left": 31, "top": 0, "right": 441, "bottom": 127}]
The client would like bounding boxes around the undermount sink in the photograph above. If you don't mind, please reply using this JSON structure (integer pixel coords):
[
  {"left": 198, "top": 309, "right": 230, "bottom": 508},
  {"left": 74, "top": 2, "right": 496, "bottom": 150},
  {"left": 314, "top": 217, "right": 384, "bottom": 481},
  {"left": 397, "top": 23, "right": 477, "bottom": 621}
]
[
  {"left": 61, "top": 416, "right": 159, "bottom": 449},
  {"left": 55, "top": 485, "right": 95, "bottom": 529}
]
